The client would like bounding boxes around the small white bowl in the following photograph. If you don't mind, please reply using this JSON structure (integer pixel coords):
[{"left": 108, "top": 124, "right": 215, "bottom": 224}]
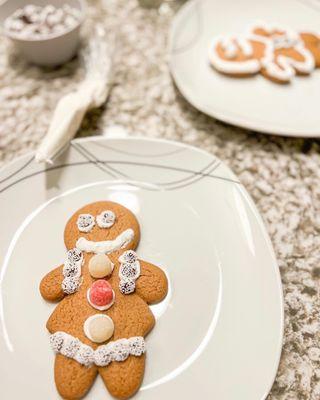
[{"left": 0, "top": 0, "right": 86, "bottom": 66}]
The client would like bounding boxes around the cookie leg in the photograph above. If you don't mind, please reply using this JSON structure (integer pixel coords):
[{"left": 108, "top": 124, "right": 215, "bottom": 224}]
[
  {"left": 55, "top": 354, "right": 97, "bottom": 400},
  {"left": 99, "top": 354, "right": 146, "bottom": 400}
]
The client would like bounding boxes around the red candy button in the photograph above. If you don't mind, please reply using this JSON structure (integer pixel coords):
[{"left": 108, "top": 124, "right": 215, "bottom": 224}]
[{"left": 89, "top": 280, "right": 114, "bottom": 307}]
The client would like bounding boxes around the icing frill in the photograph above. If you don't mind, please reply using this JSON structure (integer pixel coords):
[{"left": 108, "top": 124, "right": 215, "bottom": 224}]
[
  {"left": 119, "top": 279, "right": 136, "bottom": 295},
  {"left": 119, "top": 262, "right": 140, "bottom": 280},
  {"left": 50, "top": 332, "right": 145, "bottom": 367},
  {"left": 118, "top": 250, "right": 140, "bottom": 295},
  {"left": 61, "top": 248, "right": 83, "bottom": 294},
  {"left": 118, "top": 249, "right": 137, "bottom": 264}
]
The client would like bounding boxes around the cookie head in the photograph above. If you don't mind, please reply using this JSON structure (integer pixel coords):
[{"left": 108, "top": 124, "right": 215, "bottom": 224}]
[{"left": 64, "top": 201, "right": 140, "bottom": 252}]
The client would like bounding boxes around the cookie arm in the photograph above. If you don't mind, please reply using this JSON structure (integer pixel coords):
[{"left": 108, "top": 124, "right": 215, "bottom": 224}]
[
  {"left": 135, "top": 260, "right": 168, "bottom": 304},
  {"left": 39, "top": 265, "right": 65, "bottom": 302}
]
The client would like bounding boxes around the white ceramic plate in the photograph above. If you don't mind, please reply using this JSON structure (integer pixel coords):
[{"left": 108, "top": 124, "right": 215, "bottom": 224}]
[
  {"left": 169, "top": 0, "right": 320, "bottom": 137},
  {"left": 0, "top": 137, "right": 283, "bottom": 399}
]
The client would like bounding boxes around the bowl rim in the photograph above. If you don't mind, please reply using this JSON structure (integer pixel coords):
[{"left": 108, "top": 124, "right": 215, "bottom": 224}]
[{"left": 1, "top": 0, "right": 87, "bottom": 43}]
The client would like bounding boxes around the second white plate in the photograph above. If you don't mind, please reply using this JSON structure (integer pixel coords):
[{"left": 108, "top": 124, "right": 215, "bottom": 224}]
[{"left": 170, "top": 0, "right": 320, "bottom": 137}]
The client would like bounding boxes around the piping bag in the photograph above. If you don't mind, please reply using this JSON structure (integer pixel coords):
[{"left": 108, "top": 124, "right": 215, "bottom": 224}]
[{"left": 35, "top": 26, "right": 114, "bottom": 163}]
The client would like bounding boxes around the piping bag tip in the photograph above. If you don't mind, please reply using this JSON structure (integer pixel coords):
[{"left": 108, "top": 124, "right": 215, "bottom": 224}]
[{"left": 35, "top": 151, "right": 54, "bottom": 164}]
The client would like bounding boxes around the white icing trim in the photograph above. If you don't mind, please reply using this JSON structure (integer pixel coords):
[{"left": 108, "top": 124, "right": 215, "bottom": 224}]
[
  {"left": 62, "top": 276, "right": 83, "bottom": 294},
  {"left": 209, "top": 36, "right": 261, "bottom": 74},
  {"left": 119, "top": 261, "right": 140, "bottom": 281},
  {"left": 118, "top": 251, "right": 140, "bottom": 295},
  {"left": 49, "top": 332, "right": 145, "bottom": 367},
  {"left": 118, "top": 250, "right": 138, "bottom": 264},
  {"left": 76, "top": 228, "right": 134, "bottom": 254},
  {"left": 221, "top": 37, "right": 237, "bottom": 59},
  {"left": 119, "top": 278, "right": 136, "bottom": 295},
  {"left": 83, "top": 314, "right": 114, "bottom": 342},
  {"left": 61, "top": 248, "right": 83, "bottom": 294},
  {"left": 248, "top": 22, "right": 315, "bottom": 80},
  {"left": 282, "top": 45, "right": 314, "bottom": 73},
  {"left": 87, "top": 288, "right": 115, "bottom": 311},
  {"left": 261, "top": 38, "right": 315, "bottom": 82},
  {"left": 237, "top": 36, "right": 254, "bottom": 56},
  {"left": 246, "top": 21, "right": 300, "bottom": 43}
]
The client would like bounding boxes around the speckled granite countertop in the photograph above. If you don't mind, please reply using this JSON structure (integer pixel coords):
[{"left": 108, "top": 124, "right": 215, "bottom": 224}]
[{"left": 0, "top": 0, "right": 319, "bottom": 398}]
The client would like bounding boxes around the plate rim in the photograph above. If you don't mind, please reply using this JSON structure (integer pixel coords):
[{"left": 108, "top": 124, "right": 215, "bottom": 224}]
[
  {"left": 169, "top": 0, "right": 320, "bottom": 138},
  {"left": 0, "top": 135, "right": 284, "bottom": 399}
]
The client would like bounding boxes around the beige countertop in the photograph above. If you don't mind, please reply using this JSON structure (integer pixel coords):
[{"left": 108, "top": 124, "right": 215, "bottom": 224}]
[{"left": 0, "top": 0, "right": 319, "bottom": 398}]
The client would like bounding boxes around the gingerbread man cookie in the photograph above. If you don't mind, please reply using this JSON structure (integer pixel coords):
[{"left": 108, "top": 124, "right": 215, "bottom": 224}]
[
  {"left": 209, "top": 22, "right": 320, "bottom": 83},
  {"left": 40, "top": 201, "right": 168, "bottom": 399}
]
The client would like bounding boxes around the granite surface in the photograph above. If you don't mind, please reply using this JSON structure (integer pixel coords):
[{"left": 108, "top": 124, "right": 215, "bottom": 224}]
[{"left": 0, "top": 0, "right": 319, "bottom": 399}]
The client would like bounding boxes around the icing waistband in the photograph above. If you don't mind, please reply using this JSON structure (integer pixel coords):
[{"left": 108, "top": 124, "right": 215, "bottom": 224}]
[{"left": 50, "top": 331, "right": 145, "bottom": 367}]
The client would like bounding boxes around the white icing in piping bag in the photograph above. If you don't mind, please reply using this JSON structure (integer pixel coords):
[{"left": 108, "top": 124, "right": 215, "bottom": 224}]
[{"left": 35, "top": 26, "right": 115, "bottom": 163}]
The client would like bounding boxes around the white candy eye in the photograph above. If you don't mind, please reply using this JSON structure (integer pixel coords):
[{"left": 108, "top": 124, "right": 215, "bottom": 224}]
[
  {"left": 96, "top": 210, "right": 116, "bottom": 228},
  {"left": 77, "top": 214, "right": 95, "bottom": 233}
]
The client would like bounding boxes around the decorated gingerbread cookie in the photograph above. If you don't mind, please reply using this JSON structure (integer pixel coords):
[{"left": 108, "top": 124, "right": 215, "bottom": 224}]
[
  {"left": 209, "top": 22, "right": 320, "bottom": 83},
  {"left": 40, "top": 201, "right": 168, "bottom": 399}
]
